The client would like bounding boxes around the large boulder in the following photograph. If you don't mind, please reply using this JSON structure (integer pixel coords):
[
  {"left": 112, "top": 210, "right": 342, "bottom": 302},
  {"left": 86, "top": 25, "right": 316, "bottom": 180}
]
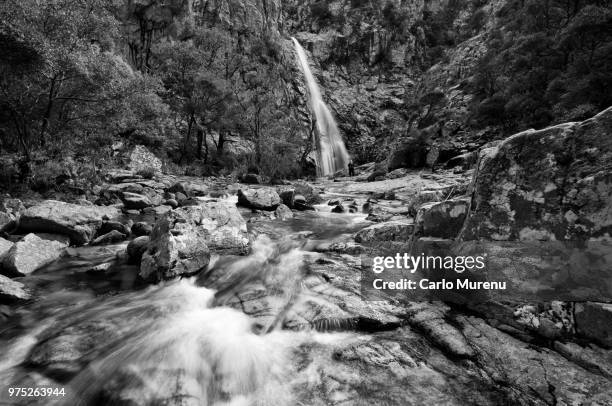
[
  {"left": 2, "top": 233, "right": 69, "bottom": 276},
  {"left": 237, "top": 188, "right": 281, "bottom": 211},
  {"left": 574, "top": 302, "right": 612, "bottom": 347},
  {"left": 0, "top": 237, "right": 13, "bottom": 261},
  {"left": 140, "top": 202, "right": 249, "bottom": 281},
  {"left": 0, "top": 274, "right": 31, "bottom": 302},
  {"left": 459, "top": 107, "right": 612, "bottom": 241},
  {"left": 413, "top": 198, "right": 470, "bottom": 239},
  {"left": 19, "top": 200, "right": 120, "bottom": 245},
  {"left": 128, "top": 145, "right": 162, "bottom": 175},
  {"left": 0, "top": 198, "right": 25, "bottom": 232},
  {"left": 355, "top": 220, "right": 415, "bottom": 243}
]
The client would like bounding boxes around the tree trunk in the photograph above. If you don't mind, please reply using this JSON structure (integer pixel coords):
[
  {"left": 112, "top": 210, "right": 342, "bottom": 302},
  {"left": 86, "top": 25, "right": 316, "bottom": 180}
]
[{"left": 196, "top": 128, "right": 203, "bottom": 159}]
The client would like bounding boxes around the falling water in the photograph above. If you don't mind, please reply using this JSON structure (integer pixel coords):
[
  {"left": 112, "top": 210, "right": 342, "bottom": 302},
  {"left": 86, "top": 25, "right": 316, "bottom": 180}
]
[{"left": 292, "top": 38, "right": 350, "bottom": 177}]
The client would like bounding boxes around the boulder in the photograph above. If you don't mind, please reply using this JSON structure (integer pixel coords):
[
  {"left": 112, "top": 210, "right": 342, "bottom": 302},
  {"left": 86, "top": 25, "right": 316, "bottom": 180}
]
[
  {"left": 237, "top": 188, "right": 281, "bottom": 211},
  {"left": 166, "top": 182, "right": 190, "bottom": 196},
  {"left": 140, "top": 202, "right": 249, "bottom": 281},
  {"left": 19, "top": 200, "right": 120, "bottom": 245},
  {"left": 275, "top": 204, "right": 293, "bottom": 220},
  {"left": 165, "top": 198, "right": 178, "bottom": 209},
  {"left": 105, "top": 182, "right": 144, "bottom": 195},
  {"left": 355, "top": 220, "right": 415, "bottom": 243},
  {"left": 128, "top": 145, "right": 162, "bottom": 175},
  {"left": 413, "top": 198, "right": 469, "bottom": 239},
  {"left": 126, "top": 236, "right": 150, "bottom": 264},
  {"left": 2, "top": 234, "right": 69, "bottom": 276},
  {"left": 0, "top": 198, "right": 25, "bottom": 232},
  {"left": 277, "top": 186, "right": 295, "bottom": 207},
  {"left": 0, "top": 237, "right": 13, "bottom": 261},
  {"left": 121, "top": 192, "right": 152, "bottom": 210},
  {"left": 0, "top": 274, "right": 31, "bottom": 302},
  {"left": 331, "top": 204, "right": 345, "bottom": 213},
  {"left": 459, "top": 107, "right": 612, "bottom": 241}
]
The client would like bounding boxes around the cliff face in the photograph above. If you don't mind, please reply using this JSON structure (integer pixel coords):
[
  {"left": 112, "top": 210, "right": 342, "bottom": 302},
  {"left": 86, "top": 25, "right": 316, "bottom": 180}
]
[{"left": 118, "top": 0, "right": 505, "bottom": 163}]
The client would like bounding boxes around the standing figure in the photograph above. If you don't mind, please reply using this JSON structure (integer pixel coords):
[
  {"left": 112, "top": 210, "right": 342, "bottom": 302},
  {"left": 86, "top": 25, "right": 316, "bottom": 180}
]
[{"left": 348, "top": 161, "right": 355, "bottom": 177}]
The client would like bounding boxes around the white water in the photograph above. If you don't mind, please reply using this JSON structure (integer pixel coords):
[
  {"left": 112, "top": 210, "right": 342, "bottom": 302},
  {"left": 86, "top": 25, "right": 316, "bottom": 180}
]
[{"left": 292, "top": 38, "right": 350, "bottom": 177}]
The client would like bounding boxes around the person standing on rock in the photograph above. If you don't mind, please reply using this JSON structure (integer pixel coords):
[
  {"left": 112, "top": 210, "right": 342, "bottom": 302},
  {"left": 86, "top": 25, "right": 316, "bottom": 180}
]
[{"left": 348, "top": 161, "right": 355, "bottom": 177}]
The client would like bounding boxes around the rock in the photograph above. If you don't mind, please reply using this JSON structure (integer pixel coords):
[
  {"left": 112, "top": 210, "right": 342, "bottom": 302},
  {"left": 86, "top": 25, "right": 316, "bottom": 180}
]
[
  {"left": 241, "top": 173, "right": 262, "bottom": 184},
  {"left": 460, "top": 107, "right": 612, "bottom": 241},
  {"left": 407, "top": 190, "right": 445, "bottom": 216},
  {"left": 275, "top": 204, "right": 293, "bottom": 220},
  {"left": 327, "top": 199, "right": 341, "bottom": 206},
  {"left": 237, "top": 188, "right": 281, "bottom": 211},
  {"left": 0, "top": 274, "right": 31, "bottom": 302},
  {"left": 106, "top": 182, "right": 144, "bottom": 195},
  {"left": 2, "top": 234, "right": 69, "bottom": 276},
  {"left": 153, "top": 205, "right": 173, "bottom": 216},
  {"left": 413, "top": 198, "right": 469, "bottom": 239},
  {"left": 0, "top": 198, "right": 24, "bottom": 232},
  {"left": 140, "top": 202, "right": 249, "bottom": 281},
  {"left": 445, "top": 151, "right": 478, "bottom": 170},
  {"left": 121, "top": 192, "right": 152, "bottom": 210},
  {"left": 91, "top": 230, "right": 127, "bottom": 246},
  {"left": 175, "top": 192, "right": 187, "bottom": 202},
  {"left": 367, "top": 161, "right": 388, "bottom": 181},
  {"left": 126, "top": 236, "right": 150, "bottom": 264},
  {"left": 388, "top": 137, "right": 428, "bottom": 170},
  {"left": 575, "top": 302, "right": 612, "bottom": 347},
  {"left": 293, "top": 181, "right": 322, "bottom": 204},
  {"left": 165, "top": 198, "right": 178, "bottom": 209},
  {"left": 19, "top": 200, "right": 121, "bottom": 245},
  {"left": 132, "top": 222, "right": 152, "bottom": 237},
  {"left": 0, "top": 237, "right": 13, "bottom": 261},
  {"left": 355, "top": 220, "right": 414, "bottom": 243},
  {"left": 97, "top": 221, "right": 130, "bottom": 237},
  {"left": 277, "top": 187, "right": 295, "bottom": 207},
  {"left": 293, "top": 194, "right": 315, "bottom": 211},
  {"left": 89, "top": 262, "right": 113, "bottom": 273},
  {"left": 385, "top": 168, "right": 409, "bottom": 179},
  {"left": 128, "top": 145, "right": 162, "bottom": 175},
  {"left": 331, "top": 204, "right": 345, "bottom": 213},
  {"left": 177, "top": 197, "right": 199, "bottom": 207},
  {"left": 105, "top": 169, "right": 138, "bottom": 183},
  {"left": 167, "top": 182, "right": 190, "bottom": 196}
]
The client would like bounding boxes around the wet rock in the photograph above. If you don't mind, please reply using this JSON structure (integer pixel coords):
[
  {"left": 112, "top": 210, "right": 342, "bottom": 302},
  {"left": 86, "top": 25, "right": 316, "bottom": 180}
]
[
  {"left": 19, "top": 200, "right": 120, "bottom": 245},
  {"left": 331, "top": 204, "right": 345, "bottom": 213},
  {"left": 0, "top": 274, "right": 31, "bottom": 302},
  {"left": 121, "top": 192, "right": 152, "bottom": 210},
  {"left": 132, "top": 222, "right": 152, "bottom": 237},
  {"left": 413, "top": 197, "right": 469, "bottom": 239},
  {"left": 105, "top": 169, "right": 138, "bottom": 183},
  {"left": 166, "top": 181, "right": 190, "bottom": 196},
  {"left": 355, "top": 220, "right": 414, "bottom": 243},
  {"left": 277, "top": 187, "right": 295, "bottom": 207},
  {"left": 327, "top": 199, "right": 341, "bottom": 206},
  {"left": 575, "top": 302, "right": 612, "bottom": 347},
  {"left": 293, "top": 194, "right": 315, "bottom": 211},
  {"left": 140, "top": 202, "right": 249, "bottom": 281},
  {"left": 105, "top": 182, "right": 144, "bottom": 195},
  {"left": 128, "top": 145, "right": 162, "bottom": 175},
  {"left": 2, "top": 233, "right": 69, "bottom": 276},
  {"left": 175, "top": 192, "right": 187, "bottom": 202},
  {"left": 91, "top": 230, "right": 127, "bottom": 246},
  {"left": 237, "top": 188, "right": 281, "bottom": 211},
  {"left": 275, "top": 204, "right": 293, "bottom": 220},
  {"left": 293, "top": 181, "right": 322, "bottom": 204},
  {"left": 460, "top": 107, "right": 612, "bottom": 241},
  {"left": 127, "top": 236, "right": 150, "bottom": 264}
]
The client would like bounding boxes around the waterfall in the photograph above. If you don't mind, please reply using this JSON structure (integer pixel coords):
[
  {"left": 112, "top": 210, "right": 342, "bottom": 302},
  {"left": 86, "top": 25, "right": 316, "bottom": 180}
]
[{"left": 292, "top": 38, "right": 350, "bottom": 177}]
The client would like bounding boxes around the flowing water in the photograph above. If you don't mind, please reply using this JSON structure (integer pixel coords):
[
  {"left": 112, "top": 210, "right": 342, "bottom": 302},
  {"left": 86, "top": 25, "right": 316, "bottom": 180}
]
[
  {"left": 292, "top": 38, "right": 350, "bottom": 177},
  {"left": 0, "top": 193, "right": 371, "bottom": 406}
]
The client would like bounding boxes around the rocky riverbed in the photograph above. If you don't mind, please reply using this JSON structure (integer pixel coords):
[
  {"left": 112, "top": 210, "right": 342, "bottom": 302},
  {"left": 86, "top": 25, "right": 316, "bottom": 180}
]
[{"left": 1, "top": 109, "right": 612, "bottom": 405}]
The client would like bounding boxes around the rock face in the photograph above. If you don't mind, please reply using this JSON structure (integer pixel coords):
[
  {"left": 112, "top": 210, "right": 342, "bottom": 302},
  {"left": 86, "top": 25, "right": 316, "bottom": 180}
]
[
  {"left": 355, "top": 220, "right": 414, "bottom": 243},
  {"left": 128, "top": 145, "right": 162, "bottom": 175},
  {"left": 414, "top": 198, "right": 469, "bottom": 239},
  {"left": 459, "top": 107, "right": 612, "bottom": 241},
  {"left": 388, "top": 137, "right": 428, "bottom": 170},
  {"left": 237, "top": 188, "right": 281, "bottom": 210},
  {"left": 2, "top": 234, "right": 69, "bottom": 276},
  {"left": 140, "top": 202, "right": 249, "bottom": 281},
  {"left": 19, "top": 200, "right": 120, "bottom": 245},
  {"left": 0, "top": 274, "right": 31, "bottom": 302},
  {"left": 574, "top": 302, "right": 612, "bottom": 347}
]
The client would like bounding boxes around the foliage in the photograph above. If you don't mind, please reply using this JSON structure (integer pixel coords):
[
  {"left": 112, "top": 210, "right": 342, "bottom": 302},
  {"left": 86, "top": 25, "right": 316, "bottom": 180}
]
[{"left": 469, "top": 0, "right": 612, "bottom": 133}]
